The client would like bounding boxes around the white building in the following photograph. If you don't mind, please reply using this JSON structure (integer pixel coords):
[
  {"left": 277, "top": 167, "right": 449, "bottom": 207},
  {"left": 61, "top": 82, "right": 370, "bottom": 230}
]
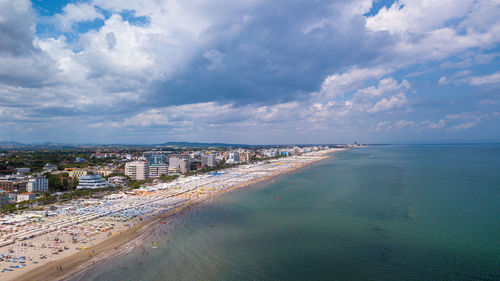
[
  {"left": 226, "top": 152, "right": 240, "bottom": 164},
  {"left": 16, "top": 168, "right": 30, "bottom": 175},
  {"left": 96, "top": 166, "right": 120, "bottom": 177},
  {"left": 17, "top": 192, "right": 36, "bottom": 202},
  {"left": 149, "top": 164, "right": 168, "bottom": 178},
  {"left": 42, "top": 163, "right": 58, "bottom": 172},
  {"left": 108, "top": 176, "right": 129, "bottom": 186},
  {"left": 168, "top": 157, "right": 190, "bottom": 174},
  {"left": 26, "top": 177, "right": 48, "bottom": 193},
  {"left": 76, "top": 175, "right": 111, "bottom": 189},
  {"left": 125, "top": 161, "right": 150, "bottom": 180},
  {"left": 263, "top": 149, "right": 277, "bottom": 157},
  {"left": 201, "top": 154, "right": 217, "bottom": 167}
]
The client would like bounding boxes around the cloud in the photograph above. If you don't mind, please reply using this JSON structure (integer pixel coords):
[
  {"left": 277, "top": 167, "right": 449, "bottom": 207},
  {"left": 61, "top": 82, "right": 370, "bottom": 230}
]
[
  {"left": 426, "top": 119, "right": 446, "bottom": 130},
  {"left": 437, "top": 77, "right": 449, "bottom": 86},
  {"left": 319, "top": 67, "right": 392, "bottom": 98},
  {"left": 420, "top": 111, "right": 500, "bottom": 132},
  {"left": 369, "top": 93, "right": 408, "bottom": 113},
  {"left": 0, "top": 0, "right": 500, "bottom": 143},
  {"left": 366, "top": 0, "right": 474, "bottom": 34},
  {"left": 448, "top": 122, "right": 477, "bottom": 131},
  {"left": 56, "top": 3, "right": 104, "bottom": 31},
  {"left": 0, "top": 0, "right": 35, "bottom": 56},
  {"left": 0, "top": 0, "right": 56, "bottom": 87},
  {"left": 465, "top": 71, "right": 500, "bottom": 86},
  {"left": 375, "top": 120, "right": 415, "bottom": 131}
]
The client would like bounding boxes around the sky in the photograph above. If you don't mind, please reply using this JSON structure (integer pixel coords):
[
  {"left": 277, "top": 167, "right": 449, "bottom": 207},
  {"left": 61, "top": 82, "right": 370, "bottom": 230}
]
[{"left": 0, "top": 0, "right": 499, "bottom": 144}]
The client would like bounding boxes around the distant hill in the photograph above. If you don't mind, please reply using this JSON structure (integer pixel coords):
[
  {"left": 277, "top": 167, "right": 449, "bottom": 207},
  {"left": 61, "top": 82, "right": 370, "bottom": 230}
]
[
  {"left": 162, "top": 142, "right": 249, "bottom": 148},
  {"left": 0, "top": 141, "right": 25, "bottom": 146},
  {"left": 0, "top": 140, "right": 341, "bottom": 149}
]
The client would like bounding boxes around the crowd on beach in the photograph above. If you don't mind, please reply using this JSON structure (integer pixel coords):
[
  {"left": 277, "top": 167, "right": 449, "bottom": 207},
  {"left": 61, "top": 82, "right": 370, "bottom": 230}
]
[{"left": 0, "top": 149, "right": 339, "bottom": 280}]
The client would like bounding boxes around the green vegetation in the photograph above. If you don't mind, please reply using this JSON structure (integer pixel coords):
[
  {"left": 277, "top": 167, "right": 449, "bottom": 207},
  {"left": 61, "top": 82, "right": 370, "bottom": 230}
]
[
  {"left": 159, "top": 174, "right": 179, "bottom": 182},
  {"left": 44, "top": 172, "right": 78, "bottom": 192},
  {"left": 129, "top": 179, "right": 154, "bottom": 189}
]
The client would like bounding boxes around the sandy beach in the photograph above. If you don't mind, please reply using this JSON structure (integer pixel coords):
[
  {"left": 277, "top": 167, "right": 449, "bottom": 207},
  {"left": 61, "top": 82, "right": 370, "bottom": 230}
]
[{"left": 3, "top": 149, "right": 342, "bottom": 281}]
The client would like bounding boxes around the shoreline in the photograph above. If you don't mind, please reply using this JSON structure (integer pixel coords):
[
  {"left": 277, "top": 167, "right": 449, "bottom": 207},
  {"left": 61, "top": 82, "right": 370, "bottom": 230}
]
[{"left": 13, "top": 149, "right": 342, "bottom": 281}]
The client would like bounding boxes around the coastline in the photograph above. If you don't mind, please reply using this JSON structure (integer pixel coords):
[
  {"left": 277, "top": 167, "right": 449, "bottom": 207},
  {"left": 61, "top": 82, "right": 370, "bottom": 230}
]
[{"left": 13, "top": 149, "right": 341, "bottom": 281}]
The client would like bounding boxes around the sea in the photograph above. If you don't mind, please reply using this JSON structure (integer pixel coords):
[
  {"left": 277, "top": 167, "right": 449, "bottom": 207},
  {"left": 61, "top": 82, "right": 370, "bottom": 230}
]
[{"left": 72, "top": 144, "right": 500, "bottom": 281}]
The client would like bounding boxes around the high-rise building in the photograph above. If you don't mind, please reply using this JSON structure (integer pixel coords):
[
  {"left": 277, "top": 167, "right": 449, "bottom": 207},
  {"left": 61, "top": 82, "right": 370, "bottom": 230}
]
[
  {"left": 201, "top": 154, "right": 217, "bottom": 167},
  {"left": 26, "top": 177, "right": 48, "bottom": 193},
  {"left": 168, "top": 156, "right": 190, "bottom": 174},
  {"left": 226, "top": 151, "right": 240, "bottom": 164},
  {"left": 149, "top": 164, "right": 168, "bottom": 178},
  {"left": 239, "top": 152, "right": 253, "bottom": 163},
  {"left": 149, "top": 154, "right": 167, "bottom": 165},
  {"left": 125, "top": 161, "right": 150, "bottom": 180}
]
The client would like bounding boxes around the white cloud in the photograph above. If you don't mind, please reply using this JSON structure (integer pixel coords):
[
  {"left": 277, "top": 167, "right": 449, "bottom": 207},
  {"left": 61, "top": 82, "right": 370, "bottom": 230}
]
[
  {"left": 366, "top": 0, "right": 474, "bottom": 34},
  {"left": 56, "top": 3, "right": 104, "bottom": 31},
  {"left": 448, "top": 122, "right": 477, "bottom": 131},
  {"left": 319, "top": 67, "right": 392, "bottom": 98},
  {"left": 375, "top": 120, "right": 415, "bottom": 131},
  {"left": 465, "top": 71, "right": 500, "bottom": 85},
  {"left": 426, "top": 119, "right": 446, "bottom": 130},
  {"left": 369, "top": 93, "right": 407, "bottom": 113},
  {"left": 437, "top": 76, "right": 449, "bottom": 86}
]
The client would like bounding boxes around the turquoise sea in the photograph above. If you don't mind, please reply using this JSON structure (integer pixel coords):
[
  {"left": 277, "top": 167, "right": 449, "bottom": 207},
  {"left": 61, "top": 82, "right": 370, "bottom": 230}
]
[{"left": 73, "top": 145, "right": 500, "bottom": 281}]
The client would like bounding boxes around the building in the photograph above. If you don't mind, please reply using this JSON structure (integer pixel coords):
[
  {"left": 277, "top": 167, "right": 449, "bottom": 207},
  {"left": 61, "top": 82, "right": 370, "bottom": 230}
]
[
  {"left": 125, "top": 161, "right": 150, "bottom": 180},
  {"left": 42, "top": 163, "right": 58, "bottom": 173},
  {"left": 149, "top": 154, "right": 167, "bottom": 165},
  {"left": 239, "top": 152, "right": 253, "bottom": 163},
  {"left": 16, "top": 167, "right": 30, "bottom": 175},
  {"left": 26, "top": 177, "right": 48, "bottom": 193},
  {"left": 226, "top": 152, "right": 240, "bottom": 164},
  {"left": 68, "top": 169, "right": 88, "bottom": 179},
  {"left": 108, "top": 176, "right": 129, "bottom": 186},
  {"left": 0, "top": 176, "right": 26, "bottom": 191},
  {"left": 0, "top": 190, "right": 9, "bottom": 205},
  {"left": 96, "top": 166, "right": 120, "bottom": 177},
  {"left": 91, "top": 153, "right": 120, "bottom": 159},
  {"left": 168, "top": 156, "right": 190, "bottom": 174},
  {"left": 17, "top": 192, "right": 36, "bottom": 203},
  {"left": 149, "top": 164, "right": 168, "bottom": 178},
  {"left": 76, "top": 175, "right": 111, "bottom": 189},
  {"left": 75, "top": 157, "right": 87, "bottom": 163},
  {"left": 201, "top": 154, "right": 217, "bottom": 167}
]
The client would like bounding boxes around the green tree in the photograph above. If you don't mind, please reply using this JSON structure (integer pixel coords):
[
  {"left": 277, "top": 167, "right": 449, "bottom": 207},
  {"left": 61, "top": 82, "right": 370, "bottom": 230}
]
[{"left": 47, "top": 174, "right": 63, "bottom": 192}]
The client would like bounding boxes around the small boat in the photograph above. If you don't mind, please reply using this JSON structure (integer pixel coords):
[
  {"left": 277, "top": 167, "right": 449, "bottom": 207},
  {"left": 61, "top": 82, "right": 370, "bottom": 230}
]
[{"left": 275, "top": 197, "right": 280, "bottom": 200}]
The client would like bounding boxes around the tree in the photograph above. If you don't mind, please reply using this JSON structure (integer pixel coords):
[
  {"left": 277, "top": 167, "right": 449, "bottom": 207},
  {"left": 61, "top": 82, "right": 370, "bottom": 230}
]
[
  {"left": 47, "top": 174, "right": 63, "bottom": 192},
  {"left": 1, "top": 203, "right": 17, "bottom": 213}
]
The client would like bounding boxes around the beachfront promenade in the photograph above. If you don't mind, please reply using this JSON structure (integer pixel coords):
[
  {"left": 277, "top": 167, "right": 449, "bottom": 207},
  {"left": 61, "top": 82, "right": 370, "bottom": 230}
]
[{"left": 0, "top": 149, "right": 338, "bottom": 280}]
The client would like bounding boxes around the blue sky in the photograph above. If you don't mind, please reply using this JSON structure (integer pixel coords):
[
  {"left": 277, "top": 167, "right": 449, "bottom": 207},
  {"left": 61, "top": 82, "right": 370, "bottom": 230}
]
[{"left": 0, "top": 0, "right": 499, "bottom": 144}]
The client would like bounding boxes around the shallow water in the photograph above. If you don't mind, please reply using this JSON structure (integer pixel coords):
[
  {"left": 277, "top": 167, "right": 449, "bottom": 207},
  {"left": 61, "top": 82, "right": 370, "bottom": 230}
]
[{"left": 73, "top": 145, "right": 500, "bottom": 281}]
